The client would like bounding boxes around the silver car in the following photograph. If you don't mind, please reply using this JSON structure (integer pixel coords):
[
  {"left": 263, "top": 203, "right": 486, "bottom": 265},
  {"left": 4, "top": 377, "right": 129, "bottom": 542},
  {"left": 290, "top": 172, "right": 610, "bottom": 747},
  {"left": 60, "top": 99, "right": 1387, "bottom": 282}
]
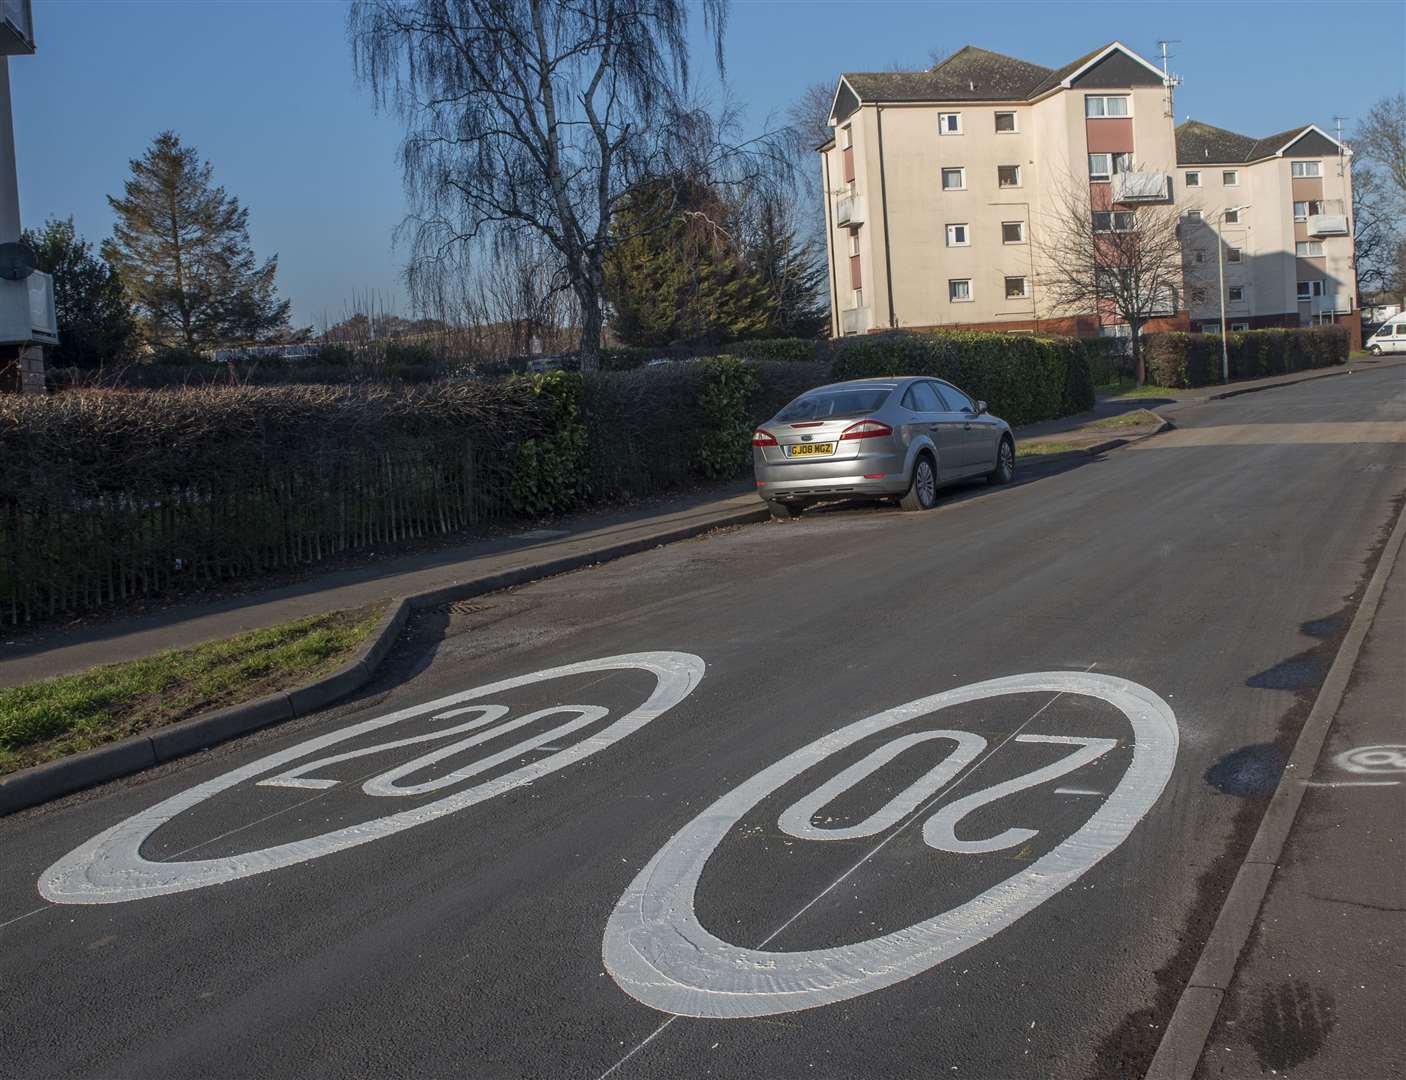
[{"left": 752, "top": 377, "right": 1015, "bottom": 518}]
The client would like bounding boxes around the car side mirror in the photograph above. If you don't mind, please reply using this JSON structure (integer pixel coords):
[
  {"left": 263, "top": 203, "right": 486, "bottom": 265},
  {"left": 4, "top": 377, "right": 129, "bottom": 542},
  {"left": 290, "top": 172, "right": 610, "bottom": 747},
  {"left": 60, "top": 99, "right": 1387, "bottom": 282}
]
[{"left": 975, "top": 400, "right": 987, "bottom": 415}]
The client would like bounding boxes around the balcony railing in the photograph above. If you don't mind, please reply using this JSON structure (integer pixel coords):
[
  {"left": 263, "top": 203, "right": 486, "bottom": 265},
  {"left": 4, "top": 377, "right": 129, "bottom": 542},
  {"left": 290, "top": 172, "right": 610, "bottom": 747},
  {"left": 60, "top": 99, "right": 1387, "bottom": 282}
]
[
  {"left": 1307, "top": 214, "right": 1349, "bottom": 237},
  {"left": 840, "top": 305, "right": 870, "bottom": 336},
  {"left": 1311, "top": 293, "right": 1351, "bottom": 315},
  {"left": 836, "top": 194, "right": 865, "bottom": 226},
  {"left": 1112, "top": 171, "right": 1171, "bottom": 202}
]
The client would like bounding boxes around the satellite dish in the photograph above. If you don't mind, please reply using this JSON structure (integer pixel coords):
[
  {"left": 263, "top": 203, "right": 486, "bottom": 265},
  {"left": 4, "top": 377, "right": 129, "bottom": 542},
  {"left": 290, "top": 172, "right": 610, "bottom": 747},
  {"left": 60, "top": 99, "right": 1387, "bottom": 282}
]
[{"left": 0, "top": 241, "right": 37, "bottom": 281}]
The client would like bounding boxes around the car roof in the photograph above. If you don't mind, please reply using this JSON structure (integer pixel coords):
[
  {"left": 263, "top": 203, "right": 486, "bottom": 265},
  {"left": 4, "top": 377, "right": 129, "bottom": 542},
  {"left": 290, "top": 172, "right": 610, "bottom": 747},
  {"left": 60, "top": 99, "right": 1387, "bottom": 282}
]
[{"left": 802, "top": 378, "right": 910, "bottom": 393}]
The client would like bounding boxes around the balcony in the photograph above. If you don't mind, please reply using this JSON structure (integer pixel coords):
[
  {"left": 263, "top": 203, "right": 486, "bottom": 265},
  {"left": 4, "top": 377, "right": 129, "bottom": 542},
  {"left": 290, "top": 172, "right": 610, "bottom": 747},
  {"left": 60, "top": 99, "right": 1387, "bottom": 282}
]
[
  {"left": 836, "top": 194, "right": 865, "bottom": 226},
  {"left": 1307, "top": 214, "right": 1349, "bottom": 237},
  {"left": 840, "top": 305, "right": 870, "bottom": 336},
  {"left": 1112, "top": 171, "right": 1171, "bottom": 202},
  {"left": 0, "top": 271, "right": 56, "bottom": 345},
  {"left": 1311, "top": 293, "right": 1351, "bottom": 316}
]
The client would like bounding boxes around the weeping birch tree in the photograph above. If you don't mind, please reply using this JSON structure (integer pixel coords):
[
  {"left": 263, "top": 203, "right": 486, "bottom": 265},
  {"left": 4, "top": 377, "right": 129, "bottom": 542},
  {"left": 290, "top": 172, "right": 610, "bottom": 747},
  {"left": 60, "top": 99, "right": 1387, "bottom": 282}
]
[{"left": 349, "top": 0, "right": 768, "bottom": 370}]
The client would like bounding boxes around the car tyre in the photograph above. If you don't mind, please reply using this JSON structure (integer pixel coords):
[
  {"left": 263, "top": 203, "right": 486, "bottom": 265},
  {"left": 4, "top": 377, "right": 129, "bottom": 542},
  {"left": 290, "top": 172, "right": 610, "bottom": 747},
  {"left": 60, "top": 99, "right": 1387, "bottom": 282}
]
[
  {"left": 1369, "top": 345, "right": 1382, "bottom": 355},
  {"left": 899, "top": 453, "right": 939, "bottom": 511},
  {"left": 987, "top": 437, "right": 1015, "bottom": 485},
  {"left": 768, "top": 500, "right": 804, "bottom": 520}
]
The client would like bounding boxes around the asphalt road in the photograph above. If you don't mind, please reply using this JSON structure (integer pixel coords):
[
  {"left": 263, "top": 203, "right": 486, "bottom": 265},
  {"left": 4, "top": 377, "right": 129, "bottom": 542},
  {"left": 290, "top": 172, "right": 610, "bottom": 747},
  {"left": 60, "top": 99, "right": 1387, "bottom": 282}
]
[{"left": 3, "top": 365, "right": 1404, "bottom": 1080}]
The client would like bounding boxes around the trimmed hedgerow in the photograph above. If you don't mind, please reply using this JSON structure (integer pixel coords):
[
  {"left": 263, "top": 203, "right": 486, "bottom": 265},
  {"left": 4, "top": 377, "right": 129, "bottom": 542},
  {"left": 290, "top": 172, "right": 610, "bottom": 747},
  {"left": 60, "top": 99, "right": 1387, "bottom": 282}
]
[
  {"left": 1143, "top": 326, "right": 1349, "bottom": 388},
  {"left": 828, "top": 330, "right": 1094, "bottom": 427}
]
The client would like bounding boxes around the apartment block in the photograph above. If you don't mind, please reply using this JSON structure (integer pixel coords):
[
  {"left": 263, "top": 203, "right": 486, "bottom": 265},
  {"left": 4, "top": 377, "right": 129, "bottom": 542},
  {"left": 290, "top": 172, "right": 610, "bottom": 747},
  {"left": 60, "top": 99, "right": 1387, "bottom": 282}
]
[{"left": 820, "top": 42, "right": 1357, "bottom": 346}]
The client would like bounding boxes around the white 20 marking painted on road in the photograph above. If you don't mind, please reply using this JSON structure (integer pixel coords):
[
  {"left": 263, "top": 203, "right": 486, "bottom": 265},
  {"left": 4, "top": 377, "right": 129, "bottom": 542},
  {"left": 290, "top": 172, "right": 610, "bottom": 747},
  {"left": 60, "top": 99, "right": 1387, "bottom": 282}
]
[
  {"left": 39, "top": 652, "right": 704, "bottom": 905},
  {"left": 602, "top": 671, "right": 1177, "bottom": 1018}
]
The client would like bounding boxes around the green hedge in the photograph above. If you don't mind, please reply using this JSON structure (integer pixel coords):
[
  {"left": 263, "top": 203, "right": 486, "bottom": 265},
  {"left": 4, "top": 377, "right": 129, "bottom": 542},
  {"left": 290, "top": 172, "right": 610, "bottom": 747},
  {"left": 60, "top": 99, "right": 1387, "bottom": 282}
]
[
  {"left": 1143, "top": 326, "right": 1349, "bottom": 388},
  {"left": 828, "top": 331, "right": 1094, "bottom": 427}
]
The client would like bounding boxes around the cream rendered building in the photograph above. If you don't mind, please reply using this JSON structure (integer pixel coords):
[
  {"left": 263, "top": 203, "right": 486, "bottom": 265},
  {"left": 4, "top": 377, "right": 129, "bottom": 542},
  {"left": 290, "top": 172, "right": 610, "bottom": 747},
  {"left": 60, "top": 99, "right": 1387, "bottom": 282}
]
[{"left": 820, "top": 42, "right": 1357, "bottom": 346}]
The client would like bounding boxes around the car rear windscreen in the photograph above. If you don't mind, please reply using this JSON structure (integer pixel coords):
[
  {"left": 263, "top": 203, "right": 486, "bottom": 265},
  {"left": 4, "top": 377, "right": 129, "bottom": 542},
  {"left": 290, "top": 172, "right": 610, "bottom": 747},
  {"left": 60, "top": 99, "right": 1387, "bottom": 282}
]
[{"left": 777, "top": 387, "right": 892, "bottom": 421}]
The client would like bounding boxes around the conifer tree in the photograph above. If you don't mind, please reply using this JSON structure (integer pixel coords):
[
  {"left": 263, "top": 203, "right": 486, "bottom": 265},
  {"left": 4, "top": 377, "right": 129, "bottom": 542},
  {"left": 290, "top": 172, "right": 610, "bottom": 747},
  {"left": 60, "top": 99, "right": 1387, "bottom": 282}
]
[{"left": 103, "top": 131, "right": 291, "bottom": 352}]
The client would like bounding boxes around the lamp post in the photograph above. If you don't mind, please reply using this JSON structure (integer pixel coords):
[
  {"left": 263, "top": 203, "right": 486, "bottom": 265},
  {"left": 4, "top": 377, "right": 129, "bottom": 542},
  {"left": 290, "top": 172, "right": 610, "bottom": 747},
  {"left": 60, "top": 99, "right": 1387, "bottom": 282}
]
[{"left": 1213, "top": 204, "right": 1250, "bottom": 384}]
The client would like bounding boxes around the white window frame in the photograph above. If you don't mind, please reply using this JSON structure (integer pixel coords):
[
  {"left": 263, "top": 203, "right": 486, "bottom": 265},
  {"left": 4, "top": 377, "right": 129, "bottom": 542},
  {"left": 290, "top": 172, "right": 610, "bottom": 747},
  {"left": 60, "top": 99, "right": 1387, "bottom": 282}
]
[
  {"left": 948, "top": 278, "right": 973, "bottom": 303},
  {"left": 1227, "top": 285, "right": 1245, "bottom": 302},
  {"left": 945, "top": 223, "right": 970, "bottom": 247},
  {"left": 1296, "top": 240, "right": 1325, "bottom": 257},
  {"left": 847, "top": 229, "right": 860, "bottom": 257},
  {"left": 1004, "top": 275, "right": 1029, "bottom": 299},
  {"left": 1093, "top": 211, "right": 1136, "bottom": 233},
  {"left": 1221, "top": 169, "right": 1239, "bottom": 186},
  {"left": 1182, "top": 209, "right": 1203, "bottom": 223},
  {"left": 1088, "top": 153, "right": 1112, "bottom": 180},
  {"left": 1230, "top": 321, "right": 1250, "bottom": 332},
  {"left": 1297, "top": 280, "right": 1324, "bottom": 300},
  {"left": 997, "top": 164, "right": 1022, "bottom": 188},
  {"left": 1223, "top": 207, "right": 1240, "bottom": 224},
  {"left": 1185, "top": 170, "right": 1201, "bottom": 187},
  {"left": 1293, "top": 201, "right": 1308, "bottom": 221},
  {"left": 841, "top": 125, "right": 852, "bottom": 150},
  {"left": 1291, "top": 160, "right": 1322, "bottom": 178},
  {"left": 1227, "top": 247, "right": 1242, "bottom": 264},
  {"left": 1001, "top": 220, "right": 1025, "bottom": 244},
  {"left": 854, "top": 287, "right": 864, "bottom": 308},
  {"left": 994, "top": 110, "right": 1018, "bottom": 133},
  {"left": 941, "top": 167, "right": 966, "bottom": 191},
  {"left": 938, "top": 112, "right": 963, "bottom": 135},
  {"left": 1189, "top": 249, "right": 1206, "bottom": 264},
  {"left": 1085, "top": 95, "right": 1131, "bottom": 118}
]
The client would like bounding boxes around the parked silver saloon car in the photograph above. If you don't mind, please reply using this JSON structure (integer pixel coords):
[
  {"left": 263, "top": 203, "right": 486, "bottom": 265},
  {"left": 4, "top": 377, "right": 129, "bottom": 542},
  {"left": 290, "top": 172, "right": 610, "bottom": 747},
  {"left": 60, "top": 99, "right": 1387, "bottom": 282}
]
[{"left": 752, "top": 377, "right": 1015, "bottom": 517}]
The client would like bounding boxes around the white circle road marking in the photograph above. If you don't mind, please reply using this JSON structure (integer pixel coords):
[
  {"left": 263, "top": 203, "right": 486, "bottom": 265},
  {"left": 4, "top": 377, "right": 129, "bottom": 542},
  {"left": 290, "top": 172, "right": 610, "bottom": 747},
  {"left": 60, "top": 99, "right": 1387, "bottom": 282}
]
[
  {"left": 602, "top": 671, "right": 1178, "bottom": 1018},
  {"left": 39, "top": 652, "right": 705, "bottom": 905},
  {"left": 1334, "top": 745, "right": 1406, "bottom": 774}
]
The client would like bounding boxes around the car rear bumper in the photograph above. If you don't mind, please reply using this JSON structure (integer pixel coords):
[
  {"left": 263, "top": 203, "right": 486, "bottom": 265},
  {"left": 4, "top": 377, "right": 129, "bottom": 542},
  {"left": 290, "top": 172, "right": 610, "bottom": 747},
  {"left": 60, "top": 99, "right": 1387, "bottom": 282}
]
[{"left": 754, "top": 445, "right": 909, "bottom": 501}]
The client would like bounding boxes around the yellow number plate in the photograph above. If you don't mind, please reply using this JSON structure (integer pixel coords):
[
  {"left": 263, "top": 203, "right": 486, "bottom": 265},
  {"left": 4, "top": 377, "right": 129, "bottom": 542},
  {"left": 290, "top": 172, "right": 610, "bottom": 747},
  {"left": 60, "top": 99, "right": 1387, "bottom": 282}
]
[{"left": 788, "top": 442, "right": 835, "bottom": 457}]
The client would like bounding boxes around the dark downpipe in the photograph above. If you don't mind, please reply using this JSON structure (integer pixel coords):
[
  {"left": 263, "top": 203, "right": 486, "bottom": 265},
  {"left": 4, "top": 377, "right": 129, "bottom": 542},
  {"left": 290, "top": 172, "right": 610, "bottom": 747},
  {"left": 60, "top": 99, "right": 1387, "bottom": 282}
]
[{"left": 877, "top": 105, "right": 896, "bottom": 329}]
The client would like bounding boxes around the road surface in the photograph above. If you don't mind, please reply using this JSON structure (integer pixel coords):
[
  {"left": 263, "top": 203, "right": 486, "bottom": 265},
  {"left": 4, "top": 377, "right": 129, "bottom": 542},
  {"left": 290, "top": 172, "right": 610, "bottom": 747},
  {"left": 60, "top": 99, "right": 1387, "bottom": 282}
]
[{"left": 2, "top": 365, "right": 1404, "bottom": 1080}]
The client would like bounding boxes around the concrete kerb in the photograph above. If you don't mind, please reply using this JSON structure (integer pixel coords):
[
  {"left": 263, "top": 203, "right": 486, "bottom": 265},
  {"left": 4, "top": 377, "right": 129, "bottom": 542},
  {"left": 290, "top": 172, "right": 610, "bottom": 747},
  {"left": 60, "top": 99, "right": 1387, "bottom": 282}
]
[
  {"left": 1145, "top": 491, "right": 1406, "bottom": 1080},
  {"left": 0, "top": 504, "right": 769, "bottom": 818},
  {"left": 1018, "top": 415, "right": 1176, "bottom": 470}
]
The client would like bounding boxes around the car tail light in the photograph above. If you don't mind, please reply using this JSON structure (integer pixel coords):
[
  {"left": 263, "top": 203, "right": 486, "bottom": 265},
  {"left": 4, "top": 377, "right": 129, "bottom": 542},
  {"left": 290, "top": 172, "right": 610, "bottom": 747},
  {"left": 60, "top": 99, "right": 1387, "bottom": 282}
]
[
  {"left": 840, "top": 420, "right": 893, "bottom": 441},
  {"left": 751, "top": 429, "right": 779, "bottom": 447},
  {"left": 789, "top": 422, "right": 825, "bottom": 429}
]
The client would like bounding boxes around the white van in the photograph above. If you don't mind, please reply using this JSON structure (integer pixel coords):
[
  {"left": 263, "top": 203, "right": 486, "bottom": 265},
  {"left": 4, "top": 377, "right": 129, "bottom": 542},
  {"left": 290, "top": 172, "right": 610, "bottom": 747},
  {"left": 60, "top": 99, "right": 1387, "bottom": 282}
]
[{"left": 1366, "top": 322, "right": 1406, "bottom": 354}]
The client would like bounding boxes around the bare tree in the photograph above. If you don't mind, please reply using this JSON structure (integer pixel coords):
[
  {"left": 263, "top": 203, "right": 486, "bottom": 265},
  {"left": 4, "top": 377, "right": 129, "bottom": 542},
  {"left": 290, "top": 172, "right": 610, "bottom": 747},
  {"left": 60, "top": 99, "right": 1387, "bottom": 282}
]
[
  {"left": 349, "top": 0, "right": 742, "bottom": 371},
  {"left": 1035, "top": 174, "right": 1198, "bottom": 384},
  {"left": 1355, "top": 93, "right": 1406, "bottom": 206},
  {"left": 1351, "top": 160, "right": 1403, "bottom": 302}
]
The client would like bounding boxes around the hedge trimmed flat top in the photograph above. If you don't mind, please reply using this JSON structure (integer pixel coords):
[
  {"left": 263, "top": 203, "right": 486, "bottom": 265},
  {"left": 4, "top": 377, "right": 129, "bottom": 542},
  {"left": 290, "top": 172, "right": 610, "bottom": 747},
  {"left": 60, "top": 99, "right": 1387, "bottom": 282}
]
[{"left": 751, "top": 377, "right": 1015, "bottom": 518}]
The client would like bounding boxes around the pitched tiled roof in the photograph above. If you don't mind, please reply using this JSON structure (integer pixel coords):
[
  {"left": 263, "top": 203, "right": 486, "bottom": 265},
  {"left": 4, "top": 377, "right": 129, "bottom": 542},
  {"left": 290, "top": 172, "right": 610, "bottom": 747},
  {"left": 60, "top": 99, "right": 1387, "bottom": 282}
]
[
  {"left": 1176, "top": 120, "right": 1312, "bottom": 164},
  {"left": 843, "top": 46, "right": 1053, "bottom": 104},
  {"left": 1026, "top": 43, "right": 1113, "bottom": 97}
]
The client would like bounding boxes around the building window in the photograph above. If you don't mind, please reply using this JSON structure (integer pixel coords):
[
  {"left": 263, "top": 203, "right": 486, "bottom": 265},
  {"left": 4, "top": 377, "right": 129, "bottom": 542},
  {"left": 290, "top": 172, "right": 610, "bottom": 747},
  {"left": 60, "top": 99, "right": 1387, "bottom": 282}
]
[
  {"left": 1223, "top": 207, "right": 1240, "bottom": 224},
  {"left": 841, "top": 125, "right": 852, "bottom": 150},
  {"left": 945, "top": 223, "right": 970, "bottom": 247},
  {"left": 1293, "top": 200, "right": 1326, "bottom": 221},
  {"left": 1222, "top": 170, "right": 1239, "bottom": 186},
  {"left": 994, "top": 111, "right": 1017, "bottom": 132},
  {"left": 998, "top": 164, "right": 1021, "bottom": 187},
  {"left": 1228, "top": 285, "right": 1245, "bottom": 302},
  {"left": 1227, "top": 247, "right": 1242, "bottom": 264},
  {"left": 1291, "top": 160, "right": 1322, "bottom": 178},
  {"left": 1231, "top": 321, "right": 1250, "bottom": 331},
  {"left": 1088, "top": 152, "right": 1132, "bottom": 180},
  {"left": 1182, "top": 209, "right": 1203, "bottom": 223},
  {"left": 941, "top": 167, "right": 966, "bottom": 191},
  {"left": 1298, "top": 280, "right": 1324, "bottom": 300},
  {"left": 1202, "top": 322, "right": 1222, "bottom": 334},
  {"left": 949, "top": 278, "right": 973, "bottom": 302},
  {"left": 848, "top": 229, "right": 860, "bottom": 257},
  {"left": 1296, "top": 240, "right": 1325, "bottom": 257},
  {"left": 1188, "top": 249, "right": 1206, "bottom": 264},
  {"left": 1004, "top": 275, "right": 1029, "bottom": 299},
  {"left": 854, "top": 288, "right": 864, "bottom": 307},
  {"left": 938, "top": 112, "right": 962, "bottom": 135},
  {"left": 1185, "top": 170, "right": 1201, "bottom": 187},
  {"left": 1085, "top": 95, "right": 1130, "bottom": 117},
  {"left": 1093, "top": 211, "right": 1136, "bottom": 233},
  {"left": 1190, "top": 287, "right": 1207, "bottom": 303},
  {"left": 1001, "top": 221, "right": 1025, "bottom": 244}
]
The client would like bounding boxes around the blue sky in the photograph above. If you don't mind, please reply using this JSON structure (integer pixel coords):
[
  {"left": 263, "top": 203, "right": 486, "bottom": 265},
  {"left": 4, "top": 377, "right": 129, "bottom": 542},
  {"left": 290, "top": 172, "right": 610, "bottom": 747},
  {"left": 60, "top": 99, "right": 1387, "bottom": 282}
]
[{"left": 13, "top": 0, "right": 1405, "bottom": 328}]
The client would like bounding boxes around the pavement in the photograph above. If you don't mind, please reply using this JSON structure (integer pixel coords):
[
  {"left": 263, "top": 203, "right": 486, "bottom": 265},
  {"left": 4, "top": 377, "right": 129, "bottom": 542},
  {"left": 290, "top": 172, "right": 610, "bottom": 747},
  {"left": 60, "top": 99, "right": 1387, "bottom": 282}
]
[
  {"left": 1195, "top": 552, "right": 1406, "bottom": 1080},
  {"left": 1, "top": 363, "right": 1404, "bottom": 1080}
]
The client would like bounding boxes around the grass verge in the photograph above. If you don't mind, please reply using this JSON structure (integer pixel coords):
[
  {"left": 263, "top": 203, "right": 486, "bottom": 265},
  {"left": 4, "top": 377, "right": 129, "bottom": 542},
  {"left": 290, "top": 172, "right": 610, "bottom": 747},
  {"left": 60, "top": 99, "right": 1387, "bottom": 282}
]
[
  {"left": 1086, "top": 408, "right": 1163, "bottom": 430},
  {"left": 1017, "top": 441, "right": 1078, "bottom": 459},
  {"left": 0, "top": 603, "right": 386, "bottom": 775},
  {"left": 1098, "top": 380, "right": 1180, "bottom": 400}
]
